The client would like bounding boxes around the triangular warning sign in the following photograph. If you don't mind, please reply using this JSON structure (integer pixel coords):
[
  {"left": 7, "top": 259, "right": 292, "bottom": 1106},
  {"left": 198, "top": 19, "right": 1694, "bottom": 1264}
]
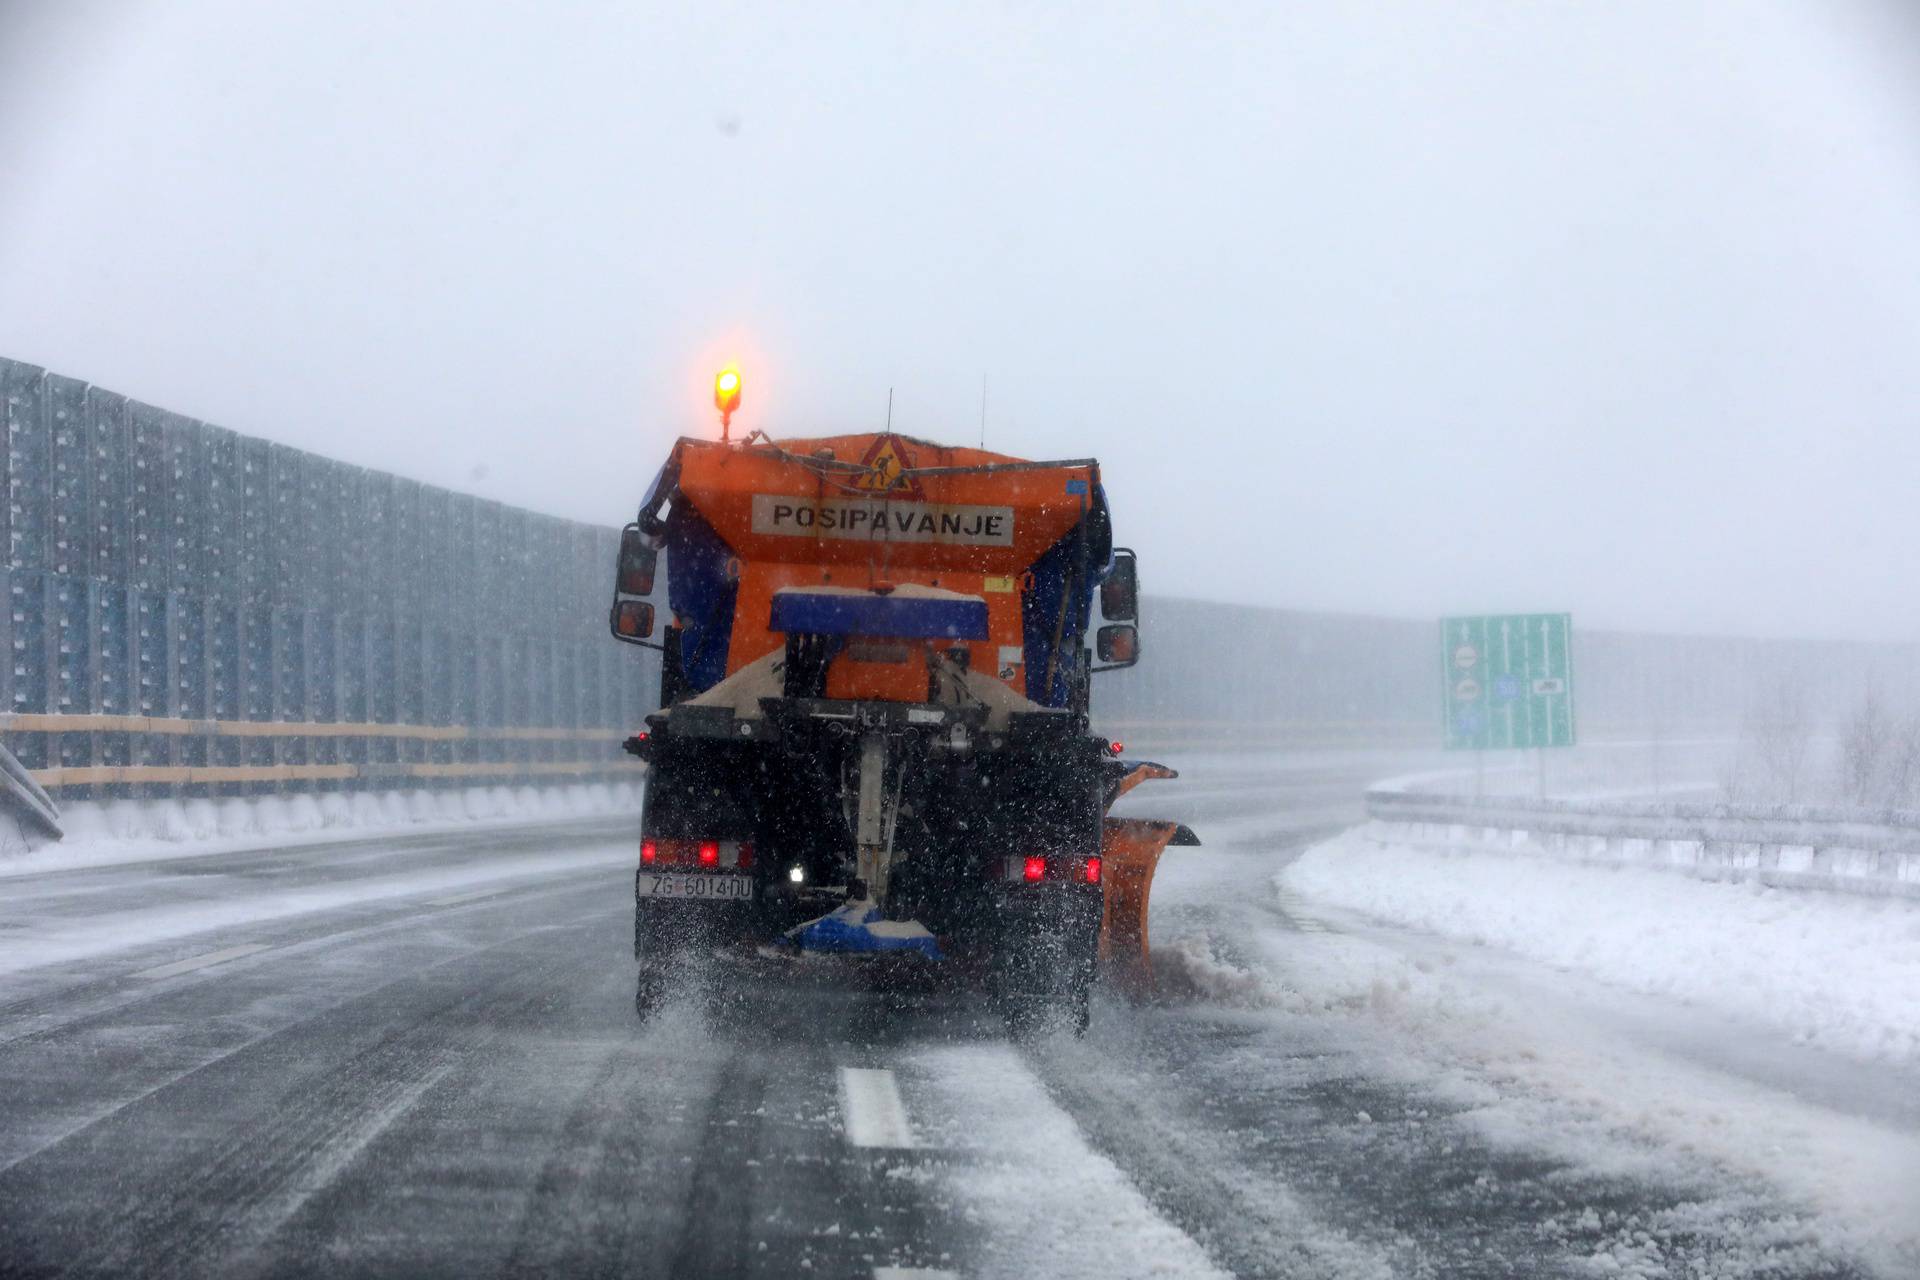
[{"left": 853, "top": 435, "right": 924, "bottom": 498}]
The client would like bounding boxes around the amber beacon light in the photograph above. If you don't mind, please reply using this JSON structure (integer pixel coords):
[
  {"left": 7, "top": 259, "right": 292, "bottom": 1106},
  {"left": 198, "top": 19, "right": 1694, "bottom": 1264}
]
[{"left": 714, "top": 366, "right": 742, "bottom": 442}]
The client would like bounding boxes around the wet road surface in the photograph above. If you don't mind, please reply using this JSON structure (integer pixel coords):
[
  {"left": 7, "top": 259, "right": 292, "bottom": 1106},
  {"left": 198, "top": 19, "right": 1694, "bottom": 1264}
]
[{"left": 0, "top": 751, "right": 1895, "bottom": 1278}]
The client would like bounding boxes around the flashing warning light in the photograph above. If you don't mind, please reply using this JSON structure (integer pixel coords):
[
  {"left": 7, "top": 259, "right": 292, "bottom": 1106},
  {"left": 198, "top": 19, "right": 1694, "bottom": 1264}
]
[
  {"left": 698, "top": 840, "right": 721, "bottom": 866},
  {"left": 641, "top": 838, "right": 658, "bottom": 864},
  {"left": 1083, "top": 855, "right": 1102, "bottom": 885},
  {"left": 1022, "top": 855, "right": 1046, "bottom": 883},
  {"left": 714, "top": 366, "right": 742, "bottom": 441}
]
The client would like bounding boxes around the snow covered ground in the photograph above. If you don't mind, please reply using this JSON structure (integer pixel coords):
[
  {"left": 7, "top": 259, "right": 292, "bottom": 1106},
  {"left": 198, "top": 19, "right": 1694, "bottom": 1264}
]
[
  {"left": 1287, "top": 829, "right": 1920, "bottom": 1067},
  {"left": 0, "top": 782, "right": 642, "bottom": 879},
  {"left": 1256, "top": 825, "right": 1920, "bottom": 1274}
]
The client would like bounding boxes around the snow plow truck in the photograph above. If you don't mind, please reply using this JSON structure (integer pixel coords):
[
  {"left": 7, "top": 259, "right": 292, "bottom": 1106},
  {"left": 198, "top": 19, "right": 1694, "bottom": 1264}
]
[{"left": 609, "top": 373, "right": 1196, "bottom": 1031}]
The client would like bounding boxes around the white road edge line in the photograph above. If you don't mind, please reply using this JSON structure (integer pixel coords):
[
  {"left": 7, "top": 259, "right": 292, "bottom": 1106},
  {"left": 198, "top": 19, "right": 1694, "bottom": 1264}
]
[
  {"left": 133, "top": 943, "right": 272, "bottom": 980},
  {"left": 840, "top": 1066, "right": 917, "bottom": 1150},
  {"left": 873, "top": 1269, "right": 959, "bottom": 1279}
]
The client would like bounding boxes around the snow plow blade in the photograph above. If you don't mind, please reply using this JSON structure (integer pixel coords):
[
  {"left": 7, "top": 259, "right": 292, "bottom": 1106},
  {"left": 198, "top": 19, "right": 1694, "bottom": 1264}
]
[{"left": 1098, "top": 817, "right": 1200, "bottom": 997}]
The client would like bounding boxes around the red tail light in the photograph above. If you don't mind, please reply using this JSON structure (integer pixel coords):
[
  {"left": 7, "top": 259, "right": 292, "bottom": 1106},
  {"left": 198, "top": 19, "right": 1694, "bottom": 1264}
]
[
  {"left": 1022, "top": 855, "right": 1046, "bottom": 883},
  {"left": 1109, "top": 740, "right": 1124, "bottom": 755},
  {"left": 642, "top": 837, "right": 742, "bottom": 867},
  {"left": 1083, "top": 856, "right": 1102, "bottom": 884}
]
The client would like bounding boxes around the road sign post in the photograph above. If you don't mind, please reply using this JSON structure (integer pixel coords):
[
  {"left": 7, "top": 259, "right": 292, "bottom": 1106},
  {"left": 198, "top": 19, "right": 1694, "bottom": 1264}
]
[{"left": 1441, "top": 614, "right": 1575, "bottom": 755}]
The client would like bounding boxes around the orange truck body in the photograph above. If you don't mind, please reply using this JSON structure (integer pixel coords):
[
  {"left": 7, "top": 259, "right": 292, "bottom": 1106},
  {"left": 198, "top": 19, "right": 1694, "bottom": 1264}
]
[
  {"left": 660, "top": 432, "right": 1099, "bottom": 703},
  {"left": 616, "top": 425, "right": 1192, "bottom": 1012}
]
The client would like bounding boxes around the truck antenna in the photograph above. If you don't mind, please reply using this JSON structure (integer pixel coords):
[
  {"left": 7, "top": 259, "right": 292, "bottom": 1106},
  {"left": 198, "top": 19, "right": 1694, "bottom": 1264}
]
[
  {"left": 885, "top": 387, "right": 894, "bottom": 434},
  {"left": 979, "top": 374, "right": 987, "bottom": 449}
]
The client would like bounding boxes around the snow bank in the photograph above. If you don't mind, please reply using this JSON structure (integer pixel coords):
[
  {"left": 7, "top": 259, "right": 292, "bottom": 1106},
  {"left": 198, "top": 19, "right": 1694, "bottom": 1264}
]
[
  {"left": 0, "top": 782, "right": 642, "bottom": 879},
  {"left": 1244, "top": 862, "right": 1920, "bottom": 1274},
  {"left": 1282, "top": 830, "right": 1920, "bottom": 1066}
]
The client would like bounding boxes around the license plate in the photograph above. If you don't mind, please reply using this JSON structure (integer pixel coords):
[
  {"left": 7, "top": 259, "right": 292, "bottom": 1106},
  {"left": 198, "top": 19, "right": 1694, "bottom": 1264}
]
[{"left": 637, "top": 873, "right": 756, "bottom": 901}]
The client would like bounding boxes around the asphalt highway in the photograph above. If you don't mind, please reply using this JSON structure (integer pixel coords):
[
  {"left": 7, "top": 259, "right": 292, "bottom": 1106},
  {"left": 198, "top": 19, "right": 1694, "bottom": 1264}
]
[{"left": 0, "top": 752, "right": 1890, "bottom": 1278}]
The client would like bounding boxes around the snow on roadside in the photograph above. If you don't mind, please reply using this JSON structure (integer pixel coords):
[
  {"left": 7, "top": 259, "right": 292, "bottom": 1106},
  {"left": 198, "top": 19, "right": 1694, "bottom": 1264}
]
[
  {"left": 0, "top": 842, "right": 637, "bottom": 976},
  {"left": 1227, "top": 914, "right": 1920, "bottom": 1276},
  {"left": 0, "top": 782, "right": 642, "bottom": 879},
  {"left": 1282, "top": 829, "right": 1920, "bottom": 1067},
  {"left": 1265, "top": 830, "right": 1920, "bottom": 1274},
  {"left": 908, "top": 1043, "right": 1232, "bottom": 1280}
]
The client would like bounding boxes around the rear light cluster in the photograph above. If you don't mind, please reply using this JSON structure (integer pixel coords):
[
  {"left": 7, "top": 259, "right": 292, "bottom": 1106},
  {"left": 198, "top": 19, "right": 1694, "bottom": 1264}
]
[
  {"left": 641, "top": 837, "right": 754, "bottom": 869},
  {"left": 1006, "top": 854, "right": 1101, "bottom": 885}
]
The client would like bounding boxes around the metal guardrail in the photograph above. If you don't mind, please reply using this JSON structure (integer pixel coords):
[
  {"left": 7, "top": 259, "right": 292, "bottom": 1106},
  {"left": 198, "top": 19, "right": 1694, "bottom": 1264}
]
[
  {"left": 0, "top": 739, "right": 61, "bottom": 839},
  {"left": 1363, "top": 785, "right": 1920, "bottom": 898},
  {"left": 1098, "top": 718, "right": 1434, "bottom": 748},
  {"left": 12, "top": 712, "right": 640, "bottom": 791},
  {"left": 0, "top": 356, "right": 658, "bottom": 805}
]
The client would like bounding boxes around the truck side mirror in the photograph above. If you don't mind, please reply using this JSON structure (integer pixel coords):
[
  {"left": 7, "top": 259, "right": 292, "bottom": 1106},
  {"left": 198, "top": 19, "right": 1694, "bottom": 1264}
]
[
  {"left": 616, "top": 524, "right": 658, "bottom": 597},
  {"left": 611, "top": 523, "right": 661, "bottom": 647},
  {"left": 1100, "top": 549, "right": 1139, "bottom": 622},
  {"left": 612, "top": 599, "right": 656, "bottom": 641},
  {"left": 1096, "top": 624, "right": 1138, "bottom": 666}
]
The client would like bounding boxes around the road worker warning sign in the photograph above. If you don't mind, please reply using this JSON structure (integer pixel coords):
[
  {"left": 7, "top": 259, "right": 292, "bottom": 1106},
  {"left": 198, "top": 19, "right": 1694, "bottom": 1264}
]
[
  {"left": 852, "top": 436, "right": 925, "bottom": 498},
  {"left": 751, "top": 495, "right": 1014, "bottom": 547}
]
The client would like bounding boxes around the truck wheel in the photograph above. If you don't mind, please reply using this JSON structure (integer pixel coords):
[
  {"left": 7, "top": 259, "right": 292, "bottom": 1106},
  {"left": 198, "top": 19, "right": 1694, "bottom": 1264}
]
[
  {"left": 999, "top": 982, "right": 1092, "bottom": 1040},
  {"left": 991, "top": 904, "right": 1099, "bottom": 1039},
  {"left": 635, "top": 967, "right": 666, "bottom": 1020},
  {"left": 1069, "top": 979, "right": 1092, "bottom": 1037},
  {"left": 999, "top": 995, "right": 1042, "bottom": 1040}
]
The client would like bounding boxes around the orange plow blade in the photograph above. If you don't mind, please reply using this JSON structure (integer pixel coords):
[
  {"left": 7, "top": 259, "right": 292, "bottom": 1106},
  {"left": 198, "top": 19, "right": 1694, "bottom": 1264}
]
[{"left": 1098, "top": 817, "right": 1186, "bottom": 998}]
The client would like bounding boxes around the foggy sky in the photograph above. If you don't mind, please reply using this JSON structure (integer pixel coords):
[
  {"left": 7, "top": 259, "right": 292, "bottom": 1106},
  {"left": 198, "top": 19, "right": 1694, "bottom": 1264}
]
[{"left": 2, "top": 2, "right": 1917, "bottom": 642}]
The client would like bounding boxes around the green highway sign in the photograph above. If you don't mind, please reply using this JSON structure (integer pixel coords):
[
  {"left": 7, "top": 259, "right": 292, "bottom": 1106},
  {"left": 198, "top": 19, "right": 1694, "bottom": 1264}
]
[{"left": 1441, "top": 613, "right": 1575, "bottom": 750}]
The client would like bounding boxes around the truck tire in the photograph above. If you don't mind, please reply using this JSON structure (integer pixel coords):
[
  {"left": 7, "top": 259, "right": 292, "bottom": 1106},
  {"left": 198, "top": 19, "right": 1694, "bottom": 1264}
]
[
  {"left": 990, "top": 905, "right": 1099, "bottom": 1039},
  {"left": 635, "top": 967, "right": 667, "bottom": 1019},
  {"left": 998, "top": 987, "right": 1090, "bottom": 1040},
  {"left": 999, "top": 969, "right": 1093, "bottom": 1039}
]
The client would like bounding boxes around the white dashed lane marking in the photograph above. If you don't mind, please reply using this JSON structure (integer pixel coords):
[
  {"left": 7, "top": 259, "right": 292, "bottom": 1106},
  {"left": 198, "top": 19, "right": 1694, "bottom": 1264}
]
[
  {"left": 873, "top": 1268, "right": 959, "bottom": 1279},
  {"left": 839, "top": 1067, "right": 917, "bottom": 1150},
  {"left": 133, "top": 944, "right": 272, "bottom": 980}
]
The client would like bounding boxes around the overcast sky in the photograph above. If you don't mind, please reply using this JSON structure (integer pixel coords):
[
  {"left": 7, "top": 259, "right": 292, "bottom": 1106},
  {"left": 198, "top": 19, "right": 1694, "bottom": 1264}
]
[{"left": 2, "top": 2, "right": 1917, "bottom": 641}]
